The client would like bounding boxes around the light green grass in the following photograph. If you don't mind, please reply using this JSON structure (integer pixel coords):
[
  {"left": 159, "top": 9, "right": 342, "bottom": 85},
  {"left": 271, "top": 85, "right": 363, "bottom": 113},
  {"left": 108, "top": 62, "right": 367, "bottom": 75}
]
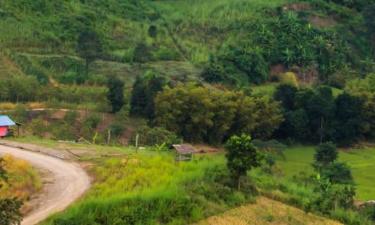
[
  {"left": 251, "top": 83, "right": 277, "bottom": 96},
  {"left": 278, "top": 146, "right": 375, "bottom": 201}
]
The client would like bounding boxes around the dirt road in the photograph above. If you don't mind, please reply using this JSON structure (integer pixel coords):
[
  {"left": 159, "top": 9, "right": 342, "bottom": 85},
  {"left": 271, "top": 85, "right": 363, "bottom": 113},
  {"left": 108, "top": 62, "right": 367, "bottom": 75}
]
[{"left": 0, "top": 145, "right": 91, "bottom": 225}]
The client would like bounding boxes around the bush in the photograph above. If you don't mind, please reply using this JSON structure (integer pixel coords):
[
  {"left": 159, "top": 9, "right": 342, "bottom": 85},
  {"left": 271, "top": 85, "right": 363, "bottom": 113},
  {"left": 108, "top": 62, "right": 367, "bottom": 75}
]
[
  {"left": 360, "top": 204, "right": 375, "bottom": 221},
  {"left": 330, "top": 207, "right": 371, "bottom": 225},
  {"left": 109, "top": 121, "right": 125, "bottom": 137},
  {"left": 10, "top": 104, "right": 28, "bottom": 123},
  {"left": 130, "top": 126, "right": 181, "bottom": 147},
  {"left": 82, "top": 113, "right": 102, "bottom": 129},
  {"left": 320, "top": 162, "right": 354, "bottom": 184},
  {"left": 27, "top": 117, "right": 47, "bottom": 137}
]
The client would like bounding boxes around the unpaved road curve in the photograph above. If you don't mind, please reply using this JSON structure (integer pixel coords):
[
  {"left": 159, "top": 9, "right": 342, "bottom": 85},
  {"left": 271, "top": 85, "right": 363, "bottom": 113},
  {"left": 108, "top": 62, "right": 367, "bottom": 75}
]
[{"left": 0, "top": 145, "right": 91, "bottom": 225}]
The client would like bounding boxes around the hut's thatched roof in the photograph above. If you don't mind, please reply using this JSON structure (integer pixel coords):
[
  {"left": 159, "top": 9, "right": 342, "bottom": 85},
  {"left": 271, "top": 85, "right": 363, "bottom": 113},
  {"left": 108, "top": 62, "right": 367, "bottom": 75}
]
[{"left": 172, "top": 144, "right": 196, "bottom": 154}]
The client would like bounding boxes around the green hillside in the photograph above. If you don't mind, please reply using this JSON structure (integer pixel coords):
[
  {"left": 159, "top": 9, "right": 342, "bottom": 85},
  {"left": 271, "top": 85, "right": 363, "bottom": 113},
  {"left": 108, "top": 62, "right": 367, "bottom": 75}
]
[{"left": 0, "top": 0, "right": 373, "bottom": 89}]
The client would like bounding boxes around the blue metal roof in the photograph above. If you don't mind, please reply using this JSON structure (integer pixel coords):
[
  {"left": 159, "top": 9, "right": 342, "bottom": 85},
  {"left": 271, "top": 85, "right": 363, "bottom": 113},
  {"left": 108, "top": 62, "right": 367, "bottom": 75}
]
[{"left": 0, "top": 115, "right": 16, "bottom": 126}]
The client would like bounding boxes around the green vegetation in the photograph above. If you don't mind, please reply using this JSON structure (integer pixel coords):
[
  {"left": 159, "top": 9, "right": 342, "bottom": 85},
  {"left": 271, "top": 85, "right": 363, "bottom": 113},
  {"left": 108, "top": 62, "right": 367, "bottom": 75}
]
[
  {"left": 1, "top": 0, "right": 375, "bottom": 224},
  {"left": 225, "top": 135, "right": 262, "bottom": 190},
  {"left": 155, "top": 84, "right": 283, "bottom": 144},
  {"left": 42, "top": 149, "right": 260, "bottom": 225},
  {"left": 107, "top": 76, "right": 125, "bottom": 113},
  {"left": 278, "top": 146, "right": 375, "bottom": 201},
  {"left": 0, "top": 155, "right": 41, "bottom": 225},
  {"left": 274, "top": 84, "right": 370, "bottom": 146}
]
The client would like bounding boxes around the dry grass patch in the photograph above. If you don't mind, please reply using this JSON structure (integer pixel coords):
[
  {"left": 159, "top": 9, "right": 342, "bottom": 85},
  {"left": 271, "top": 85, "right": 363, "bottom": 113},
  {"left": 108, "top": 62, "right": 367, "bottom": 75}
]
[{"left": 196, "top": 197, "right": 341, "bottom": 225}]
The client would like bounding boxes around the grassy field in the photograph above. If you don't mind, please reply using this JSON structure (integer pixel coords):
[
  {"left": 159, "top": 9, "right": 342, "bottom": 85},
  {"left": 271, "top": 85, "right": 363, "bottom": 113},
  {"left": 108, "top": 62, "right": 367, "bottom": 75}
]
[
  {"left": 6, "top": 137, "right": 343, "bottom": 225},
  {"left": 196, "top": 197, "right": 341, "bottom": 225},
  {"left": 278, "top": 146, "right": 375, "bottom": 201}
]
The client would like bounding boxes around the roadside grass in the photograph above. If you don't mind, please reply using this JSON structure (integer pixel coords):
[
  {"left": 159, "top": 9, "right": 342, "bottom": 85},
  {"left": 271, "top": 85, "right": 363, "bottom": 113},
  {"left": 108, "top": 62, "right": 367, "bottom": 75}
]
[
  {"left": 6, "top": 136, "right": 157, "bottom": 157},
  {"left": 0, "top": 154, "right": 42, "bottom": 201},
  {"left": 42, "top": 152, "right": 231, "bottom": 225},
  {"left": 277, "top": 146, "right": 375, "bottom": 201}
]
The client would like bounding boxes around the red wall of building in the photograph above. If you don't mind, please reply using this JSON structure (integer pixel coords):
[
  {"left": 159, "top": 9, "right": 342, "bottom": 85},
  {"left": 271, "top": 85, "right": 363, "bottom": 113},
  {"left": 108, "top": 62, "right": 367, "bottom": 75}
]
[{"left": 0, "top": 126, "right": 9, "bottom": 137}]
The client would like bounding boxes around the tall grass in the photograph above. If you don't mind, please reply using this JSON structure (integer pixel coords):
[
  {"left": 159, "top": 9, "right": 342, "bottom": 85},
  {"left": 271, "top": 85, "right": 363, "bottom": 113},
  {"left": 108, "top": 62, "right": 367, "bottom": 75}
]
[
  {"left": 0, "top": 155, "right": 42, "bottom": 200},
  {"left": 43, "top": 153, "right": 228, "bottom": 225}
]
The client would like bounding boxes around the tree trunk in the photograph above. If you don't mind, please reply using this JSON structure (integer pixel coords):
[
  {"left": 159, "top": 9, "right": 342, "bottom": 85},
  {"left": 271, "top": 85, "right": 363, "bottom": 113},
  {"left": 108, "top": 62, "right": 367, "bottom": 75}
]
[
  {"left": 320, "top": 117, "right": 324, "bottom": 144},
  {"left": 85, "top": 59, "right": 90, "bottom": 77},
  {"left": 237, "top": 176, "right": 241, "bottom": 191}
]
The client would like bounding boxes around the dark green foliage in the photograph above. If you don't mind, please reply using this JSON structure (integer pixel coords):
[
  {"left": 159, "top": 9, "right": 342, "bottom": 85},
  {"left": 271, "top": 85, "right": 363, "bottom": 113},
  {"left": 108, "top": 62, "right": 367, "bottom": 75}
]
[
  {"left": 360, "top": 204, "right": 375, "bottom": 221},
  {"left": 321, "top": 162, "right": 354, "bottom": 185},
  {"left": 109, "top": 122, "right": 125, "bottom": 138},
  {"left": 225, "top": 135, "right": 262, "bottom": 189},
  {"left": 0, "top": 158, "right": 23, "bottom": 225},
  {"left": 275, "top": 85, "right": 336, "bottom": 143},
  {"left": 327, "top": 0, "right": 373, "bottom": 10},
  {"left": 202, "top": 46, "right": 269, "bottom": 85},
  {"left": 76, "top": 30, "right": 103, "bottom": 76},
  {"left": 312, "top": 179, "right": 355, "bottom": 214},
  {"left": 63, "top": 111, "right": 78, "bottom": 125},
  {"left": 130, "top": 126, "right": 181, "bottom": 147},
  {"left": 187, "top": 167, "right": 256, "bottom": 209},
  {"left": 133, "top": 42, "right": 152, "bottom": 63},
  {"left": 314, "top": 142, "right": 337, "bottom": 167},
  {"left": 148, "top": 25, "right": 158, "bottom": 38},
  {"left": 334, "top": 93, "right": 365, "bottom": 145},
  {"left": 155, "top": 85, "right": 283, "bottom": 144},
  {"left": 0, "top": 198, "right": 23, "bottom": 225},
  {"left": 274, "top": 84, "right": 298, "bottom": 110},
  {"left": 0, "top": 76, "right": 40, "bottom": 102},
  {"left": 274, "top": 85, "right": 369, "bottom": 145},
  {"left": 130, "top": 76, "right": 148, "bottom": 117},
  {"left": 83, "top": 114, "right": 101, "bottom": 130},
  {"left": 10, "top": 104, "right": 29, "bottom": 123},
  {"left": 203, "top": 11, "right": 351, "bottom": 85},
  {"left": 0, "top": 158, "right": 6, "bottom": 180},
  {"left": 107, "top": 76, "right": 125, "bottom": 113},
  {"left": 313, "top": 142, "right": 353, "bottom": 185},
  {"left": 363, "top": 4, "right": 375, "bottom": 35},
  {"left": 130, "top": 73, "right": 165, "bottom": 119}
]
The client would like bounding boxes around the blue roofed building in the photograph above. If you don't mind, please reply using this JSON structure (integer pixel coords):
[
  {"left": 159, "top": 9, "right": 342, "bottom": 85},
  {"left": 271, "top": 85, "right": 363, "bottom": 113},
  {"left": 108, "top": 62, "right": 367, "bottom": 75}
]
[{"left": 0, "top": 115, "right": 16, "bottom": 137}]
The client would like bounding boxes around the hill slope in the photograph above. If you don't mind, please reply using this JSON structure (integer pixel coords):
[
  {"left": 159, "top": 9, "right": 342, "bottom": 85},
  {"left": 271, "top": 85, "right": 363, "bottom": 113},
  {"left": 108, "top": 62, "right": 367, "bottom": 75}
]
[{"left": 0, "top": 0, "right": 373, "bottom": 88}]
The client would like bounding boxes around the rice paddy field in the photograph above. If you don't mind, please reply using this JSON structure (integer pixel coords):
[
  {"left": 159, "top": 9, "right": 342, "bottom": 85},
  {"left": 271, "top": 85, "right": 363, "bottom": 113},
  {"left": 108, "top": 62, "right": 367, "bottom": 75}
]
[{"left": 278, "top": 146, "right": 375, "bottom": 201}]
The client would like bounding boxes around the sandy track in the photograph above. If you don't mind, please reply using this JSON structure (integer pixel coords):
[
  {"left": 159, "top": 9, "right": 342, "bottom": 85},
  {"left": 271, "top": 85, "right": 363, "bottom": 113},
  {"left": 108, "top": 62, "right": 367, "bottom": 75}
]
[{"left": 0, "top": 145, "right": 91, "bottom": 225}]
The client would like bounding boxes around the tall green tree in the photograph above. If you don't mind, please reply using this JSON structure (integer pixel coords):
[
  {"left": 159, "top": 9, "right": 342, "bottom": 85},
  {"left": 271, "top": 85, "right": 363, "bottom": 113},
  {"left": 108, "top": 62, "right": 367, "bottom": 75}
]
[
  {"left": 225, "top": 134, "right": 262, "bottom": 190},
  {"left": 76, "top": 30, "right": 103, "bottom": 77},
  {"left": 130, "top": 73, "right": 165, "bottom": 119},
  {"left": 274, "top": 84, "right": 298, "bottom": 111},
  {"left": 107, "top": 76, "right": 125, "bottom": 113},
  {"left": 155, "top": 84, "right": 283, "bottom": 144},
  {"left": 334, "top": 93, "right": 365, "bottom": 145},
  {"left": 314, "top": 142, "right": 337, "bottom": 168}
]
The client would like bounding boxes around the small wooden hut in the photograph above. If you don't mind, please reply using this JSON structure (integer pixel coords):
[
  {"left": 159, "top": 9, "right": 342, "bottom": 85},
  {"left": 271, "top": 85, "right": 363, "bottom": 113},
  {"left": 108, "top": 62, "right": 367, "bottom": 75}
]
[
  {"left": 0, "top": 115, "right": 16, "bottom": 138},
  {"left": 173, "top": 144, "right": 196, "bottom": 161}
]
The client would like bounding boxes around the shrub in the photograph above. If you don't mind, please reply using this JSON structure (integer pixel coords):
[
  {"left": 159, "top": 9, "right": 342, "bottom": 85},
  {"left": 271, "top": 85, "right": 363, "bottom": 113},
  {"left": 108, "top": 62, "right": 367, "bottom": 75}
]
[
  {"left": 109, "top": 121, "right": 125, "bottom": 137},
  {"left": 321, "top": 162, "right": 354, "bottom": 184},
  {"left": 10, "top": 104, "right": 28, "bottom": 123},
  {"left": 27, "top": 118, "right": 47, "bottom": 137},
  {"left": 130, "top": 126, "right": 181, "bottom": 147},
  {"left": 280, "top": 72, "right": 298, "bottom": 87},
  {"left": 314, "top": 142, "right": 337, "bottom": 168}
]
